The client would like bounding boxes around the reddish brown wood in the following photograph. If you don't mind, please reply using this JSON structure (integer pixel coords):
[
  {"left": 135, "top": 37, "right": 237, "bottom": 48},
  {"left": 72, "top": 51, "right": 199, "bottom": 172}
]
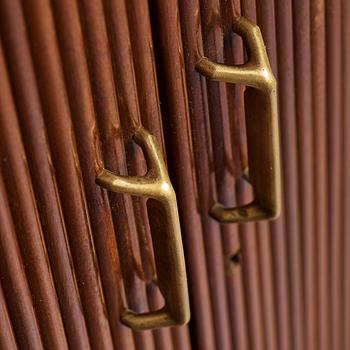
[
  {"left": 310, "top": 1, "right": 330, "bottom": 350},
  {"left": 125, "top": 0, "right": 191, "bottom": 348},
  {"left": 0, "top": 41, "right": 68, "bottom": 349},
  {"left": 236, "top": 192, "right": 266, "bottom": 350},
  {"left": 178, "top": 1, "right": 250, "bottom": 349},
  {"left": 19, "top": 0, "right": 115, "bottom": 347},
  {"left": 100, "top": 2, "right": 175, "bottom": 347},
  {"left": 342, "top": 1, "right": 350, "bottom": 349},
  {"left": 342, "top": 0, "right": 350, "bottom": 347},
  {"left": 218, "top": 3, "right": 250, "bottom": 350},
  {"left": 125, "top": 0, "right": 165, "bottom": 153},
  {"left": 0, "top": 282, "right": 17, "bottom": 350},
  {"left": 0, "top": 170, "right": 43, "bottom": 349},
  {"left": 249, "top": 3, "right": 280, "bottom": 350},
  {"left": 49, "top": 0, "right": 136, "bottom": 348},
  {"left": 196, "top": 1, "right": 236, "bottom": 349},
  {"left": 76, "top": 1, "right": 156, "bottom": 349},
  {"left": 149, "top": 1, "right": 216, "bottom": 349},
  {"left": 326, "top": 1, "right": 343, "bottom": 350},
  {"left": 77, "top": 0, "right": 144, "bottom": 307},
  {"left": 0, "top": 1, "right": 91, "bottom": 348},
  {"left": 231, "top": 3, "right": 267, "bottom": 350},
  {"left": 292, "top": 1, "right": 316, "bottom": 349},
  {"left": 178, "top": 1, "right": 243, "bottom": 349},
  {"left": 221, "top": 0, "right": 248, "bottom": 178},
  {"left": 274, "top": 1, "right": 304, "bottom": 349},
  {"left": 0, "top": 1, "right": 348, "bottom": 349},
  {"left": 261, "top": 6, "right": 300, "bottom": 350}
]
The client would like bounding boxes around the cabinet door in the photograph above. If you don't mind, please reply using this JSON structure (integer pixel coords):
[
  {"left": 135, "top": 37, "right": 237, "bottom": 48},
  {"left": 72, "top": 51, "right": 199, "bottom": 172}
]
[{"left": 0, "top": 1, "right": 348, "bottom": 349}]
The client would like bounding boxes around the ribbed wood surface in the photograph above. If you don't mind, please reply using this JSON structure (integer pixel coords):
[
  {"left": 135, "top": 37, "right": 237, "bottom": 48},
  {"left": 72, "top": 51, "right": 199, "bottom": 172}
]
[{"left": 0, "top": 0, "right": 348, "bottom": 349}]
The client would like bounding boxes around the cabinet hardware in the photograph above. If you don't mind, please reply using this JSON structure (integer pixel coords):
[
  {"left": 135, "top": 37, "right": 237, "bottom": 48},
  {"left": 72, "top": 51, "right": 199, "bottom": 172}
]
[
  {"left": 196, "top": 16, "right": 281, "bottom": 223},
  {"left": 96, "top": 127, "right": 190, "bottom": 330}
]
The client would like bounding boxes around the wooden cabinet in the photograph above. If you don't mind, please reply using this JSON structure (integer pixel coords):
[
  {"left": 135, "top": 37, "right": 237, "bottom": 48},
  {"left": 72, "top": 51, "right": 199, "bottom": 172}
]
[{"left": 0, "top": 0, "right": 348, "bottom": 349}]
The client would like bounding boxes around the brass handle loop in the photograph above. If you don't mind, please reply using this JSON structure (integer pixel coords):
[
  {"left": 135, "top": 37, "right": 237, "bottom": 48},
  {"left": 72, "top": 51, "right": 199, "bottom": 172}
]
[
  {"left": 196, "top": 16, "right": 281, "bottom": 223},
  {"left": 96, "top": 127, "right": 190, "bottom": 330}
]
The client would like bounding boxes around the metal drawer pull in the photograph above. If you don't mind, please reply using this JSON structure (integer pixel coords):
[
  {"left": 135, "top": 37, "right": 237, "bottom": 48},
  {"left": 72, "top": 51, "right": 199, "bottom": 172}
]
[
  {"left": 96, "top": 127, "right": 190, "bottom": 330},
  {"left": 196, "top": 16, "right": 281, "bottom": 223}
]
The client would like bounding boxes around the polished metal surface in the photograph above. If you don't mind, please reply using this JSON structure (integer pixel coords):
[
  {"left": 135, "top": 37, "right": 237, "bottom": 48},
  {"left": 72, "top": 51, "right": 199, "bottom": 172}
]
[
  {"left": 196, "top": 16, "right": 281, "bottom": 223},
  {"left": 96, "top": 127, "right": 190, "bottom": 330}
]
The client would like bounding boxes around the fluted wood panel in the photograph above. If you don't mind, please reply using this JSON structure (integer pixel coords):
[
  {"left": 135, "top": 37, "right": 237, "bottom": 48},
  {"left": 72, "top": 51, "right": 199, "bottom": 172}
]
[{"left": 0, "top": 0, "right": 348, "bottom": 349}]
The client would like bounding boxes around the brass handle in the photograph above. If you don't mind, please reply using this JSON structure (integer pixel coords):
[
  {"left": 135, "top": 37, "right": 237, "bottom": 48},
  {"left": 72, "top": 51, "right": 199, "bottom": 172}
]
[
  {"left": 96, "top": 127, "right": 190, "bottom": 330},
  {"left": 196, "top": 16, "right": 281, "bottom": 223}
]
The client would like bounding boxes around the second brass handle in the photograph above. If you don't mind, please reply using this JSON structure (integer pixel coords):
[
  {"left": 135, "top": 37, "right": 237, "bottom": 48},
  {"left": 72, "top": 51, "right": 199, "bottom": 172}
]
[
  {"left": 196, "top": 16, "right": 281, "bottom": 223},
  {"left": 96, "top": 127, "right": 190, "bottom": 330}
]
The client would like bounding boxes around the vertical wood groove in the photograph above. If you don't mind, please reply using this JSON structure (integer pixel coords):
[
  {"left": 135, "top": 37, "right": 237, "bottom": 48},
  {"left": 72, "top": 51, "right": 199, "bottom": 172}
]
[
  {"left": 311, "top": 1, "right": 329, "bottom": 349},
  {"left": 50, "top": 0, "right": 136, "bottom": 348},
  {"left": 292, "top": 1, "right": 316, "bottom": 349},
  {"left": 0, "top": 41, "right": 68, "bottom": 349},
  {"left": 0, "top": 1, "right": 347, "bottom": 349},
  {"left": 0, "top": 1, "right": 91, "bottom": 347},
  {"left": 326, "top": 1, "right": 343, "bottom": 349},
  {"left": 19, "top": 0, "right": 115, "bottom": 347},
  {"left": 274, "top": 1, "right": 304, "bottom": 349},
  {"left": 150, "top": 1, "right": 216, "bottom": 349},
  {"left": 343, "top": 1, "right": 350, "bottom": 350},
  {"left": 0, "top": 282, "right": 18, "bottom": 350},
  {"left": 0, "top": 171, "right": 43, "bottom": 350}
]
